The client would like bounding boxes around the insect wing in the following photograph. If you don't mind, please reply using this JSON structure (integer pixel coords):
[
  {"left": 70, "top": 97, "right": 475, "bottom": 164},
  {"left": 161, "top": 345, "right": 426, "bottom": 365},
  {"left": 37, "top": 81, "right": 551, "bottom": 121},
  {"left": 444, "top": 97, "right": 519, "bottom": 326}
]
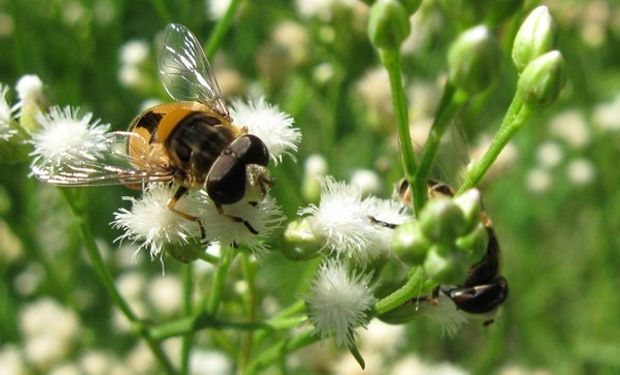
[
  {"left": 31, "top": 131, "right": 173, "bottom": 186},
  {"left": 158, "top": 23, "right": 228, "bottom": 116}
]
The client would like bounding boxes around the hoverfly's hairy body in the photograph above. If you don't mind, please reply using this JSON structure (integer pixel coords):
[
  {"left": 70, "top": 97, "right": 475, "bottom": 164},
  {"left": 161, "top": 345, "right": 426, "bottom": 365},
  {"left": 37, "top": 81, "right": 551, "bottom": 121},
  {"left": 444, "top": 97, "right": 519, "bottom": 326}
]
[{"left": 32, "top": 23, "right": 271, "bottom": 238}]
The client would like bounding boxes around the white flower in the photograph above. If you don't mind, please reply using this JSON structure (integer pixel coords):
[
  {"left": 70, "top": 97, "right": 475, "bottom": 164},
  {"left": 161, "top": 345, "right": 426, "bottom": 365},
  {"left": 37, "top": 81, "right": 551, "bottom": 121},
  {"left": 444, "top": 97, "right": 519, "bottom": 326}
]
[
  {"left": 206, "top": 0, "right": 232, "bottom": 20},
  {"left": 147, "top": 275, "right": 183, "bottom": 316},
  {"left": 592, "top": 93, "right": 620, "bottom": 132},
  {"left": 112, "top": 184, "right": 202, "bottom": 261},
  {"left": 230, "top": 97, "right": 301, "bottom": 164},
  {"left": 15, "top": 74, "right": 43, "bottom": 105},
  {"left": 30, "top": 106, "right": 109, "bottom": 166},
  {"left": 305, "top": 258, "right": 376, "bottom": 347},
  {"left": 548, "top": 110, "right": 591, "bottom": 149},
  {"left": 536, "top": 141, "right": 564, "bottom": 169},
  {"left": 526, "top": 167, "right": 552, "bottom": 194},
  {"left": 198, "top": 192, "right": 284, "bottom": 255},
  {"left": 419, "top": 293, "right": 468, "bottom": 338},
  {"left": 350, "top": 169, "right": 382, "bottom": 196},
  {"left": 566, "top": 158, "right": 596, "bottom": 185},
  {"left": 189, "top": 350, "right": 232, "bottom": 375},
  {"left": 0, "top": 345, "right": 28, "bottom": 375},
  {"left": 0, "top": 84, "right": 16, "bottom": 140},
  {"left": 119, "top": 40, "right": 149, "bottom": 66},
  {"left": 299, "top": 176, "right": 379, "bottom": 262},
  {"left": 363, "top": 196, "right": 412, "bottom": 256}
]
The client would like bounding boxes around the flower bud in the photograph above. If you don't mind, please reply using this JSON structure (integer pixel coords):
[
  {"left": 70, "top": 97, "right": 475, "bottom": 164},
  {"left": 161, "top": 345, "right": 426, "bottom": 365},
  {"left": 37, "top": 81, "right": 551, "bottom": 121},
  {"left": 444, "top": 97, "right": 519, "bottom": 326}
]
[
  {"left": 453, "top": 188, "right": 482, "bottom": 232},
  {"left": 512, "top": 6, "right": 557, "bottom": 72},
  {"left": 167, "top": 243, "right": 200, "bottom": 263},
  {"left": 419, "top": 197, "right": 466, "bottom": 244},
  {"left": 368, "top": 0, "right": 411, "bottom": 51},
  {"left": 423, "top": 246, "right": 468, "bottom": 285},
  {"left": 517, "top": 50, "right": 566, "bottom": 108},
  {"left": 455, "top": 222, "right": 488, "bottom": 261},
  {"left": 392, "top": 221, "right": 432, "bottom": 265},
  {"left": 447, "top": 25, "right": 502, "bottom": 94},
  {"left": 282, "top": 219, "right": 322, "bottom": 261}
]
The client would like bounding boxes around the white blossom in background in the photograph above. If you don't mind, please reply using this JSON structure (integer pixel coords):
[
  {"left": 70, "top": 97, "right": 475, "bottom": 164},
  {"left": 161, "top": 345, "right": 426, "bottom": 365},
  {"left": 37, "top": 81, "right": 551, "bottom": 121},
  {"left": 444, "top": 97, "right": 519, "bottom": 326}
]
[
  {"left": 305, "top": 258, "right": 376, "bottom": 347},
  {"left": 592, "top": 92, "right": 620, "bottom": 132},
  {"left": 536, "top": 141, "right": 564, "bottom": 168},
  {"left": 20, "top": 298, "right": 81, "bottom": 370},
  {"left": 30, "top": 106, "right": 109, "bottom": 167},
  {"left": 526, "top": 167, "right": 552, "bottom": 193},
  {"left": 0, "top": 84, "right": 16, "bottom": 140},
  {"left": 418, "top": 293, "right": 468, "bottom": 338},
  {"left": 206, "top": 0, "right": 232, "bottom": 20},
  {"left": 392, "top": 355, "right": 469, "bottom": 375},
  {"left": 49, "top": 363, "right": 80, "bottom": 375},
  {"left": 0, "top": 345, "right": 28, "bottom": 375},
  {"left": 198, "top": 193, "right": 284, "bottom": 256},
  {"left": 359, "top": 320, "right": 405, "bottom": 355},
  {"left": 78, "top": 350, "right": 116, "bottom": 375},
  {"left": 189, "top": 350, "right": 232, "bottom": 375},
  {"left": 468, "top": 134, "right": 519, "bottom": 180},
  {"left": 548, "top": 110, "right": 591, "bottom": 149},
  {"left": 147, "top": 275, "right": 183, "bottom": 316},
  {"left": 566, "top": 158, "right": 596, "bottom": 185},
  {"left": 350, "top": 169, "right": 382, "bottom": 196},
  {"left": 112, "top": 184, "right": 202, "bottom": 261},
  {"left": 119, "top": 40, "right": 149, "bottom": 66},
  {"left": 230, "top": 97, "right": 301, "bottom": 164}
]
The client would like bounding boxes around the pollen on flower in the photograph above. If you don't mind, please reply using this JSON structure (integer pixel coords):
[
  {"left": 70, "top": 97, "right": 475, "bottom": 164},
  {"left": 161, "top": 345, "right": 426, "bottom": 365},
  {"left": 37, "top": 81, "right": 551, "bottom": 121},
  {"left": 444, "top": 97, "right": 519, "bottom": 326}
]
[
  {"left": 112, "top": 184, "right": 202, "bottom": 261},
  {"left": 230, "top": 97, "right": 301, "bottom": 164},
  {"left": 305, "top": 258, "right": 376, "bottom": 347},
  {"left": 298, "top": 176, "right": 383, "bottom": 263},
  {"left": 198, "top": 192, "right": 284, "bottom": 256},
  {"left": 30, "top": 106, "right": 109, "bottom": 166}
]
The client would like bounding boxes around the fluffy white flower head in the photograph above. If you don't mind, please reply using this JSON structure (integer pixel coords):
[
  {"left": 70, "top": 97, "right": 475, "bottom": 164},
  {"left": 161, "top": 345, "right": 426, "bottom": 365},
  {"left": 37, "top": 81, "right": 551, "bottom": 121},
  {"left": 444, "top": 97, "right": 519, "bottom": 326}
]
[
  {"left": 30, "top": 106, "right": 109, "bottom": 166},
  {"left": 112, "top": 184, "right": 201, "bottom": 261},
  {"left": 419, "top": 293, "right": 468, "bottom": 338},
  {"left": 0, "top": 84, "right": 16, "bottom": 140},
  {"left": 299, "top": 176, "right": 386, "bottom": 263},
  {"left": 305, "top": 258, "right": 376, "bottom": 347},
  {"left": 199, "top": 192, "right": 284, "bottom": 256},
  {"left": 230, "top": 97, "right": 301, "bottom": 164}
]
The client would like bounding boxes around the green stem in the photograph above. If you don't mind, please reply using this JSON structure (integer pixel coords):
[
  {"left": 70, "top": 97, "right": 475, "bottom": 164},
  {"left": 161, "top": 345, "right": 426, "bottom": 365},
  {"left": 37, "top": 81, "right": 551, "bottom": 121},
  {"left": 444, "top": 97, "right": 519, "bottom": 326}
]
[
  {"left": 253, "top": 300, "right": 306, "bottom": 346},
  {"left": 197, "top": 250, "right": 220, "bottom": 265},
  {"left": 243, "top": 330, "right": 320, "bottom": 375},
  {"left": 205, "top": 0, "right": 243, "bottom": 60},
  {"left": 239, "top": 254, "right": 258, "bottom": 373},
  {"left": 61, "top": 190, "right": 177, "bottom": 375},
  {"left": 180, "top": 264, "right": 194, "bottom": 375},
  {"left": 381, "top": 49, "right": 417, "bottom": 196},
  {"left": 374, "top": 267, "right": 430, "bottom": 315},
  {"left": 150, "top": 315, "right": 306, "bottom": 341},
  {"left": 202, "top": 247, "right": 235, "bottom": 315},
  {"left": 457, "top": 95, "right": 532, "bottom": 194},
  {"left": 151, "top": 0, "right": 173, "bottom": 24},
  {"left": 412, "top": 83, "right": 465, "bottom": 214}
]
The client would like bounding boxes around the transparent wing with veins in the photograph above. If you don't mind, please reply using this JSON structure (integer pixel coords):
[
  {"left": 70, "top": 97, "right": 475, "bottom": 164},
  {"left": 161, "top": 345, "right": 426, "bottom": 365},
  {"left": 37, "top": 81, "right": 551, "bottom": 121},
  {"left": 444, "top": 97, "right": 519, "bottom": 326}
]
[
  {"left": 31, "top": 132, "right": 174, "bottom": 186},
  {"left": 158, "top": 23, "right": 229, "bottom": 117}
]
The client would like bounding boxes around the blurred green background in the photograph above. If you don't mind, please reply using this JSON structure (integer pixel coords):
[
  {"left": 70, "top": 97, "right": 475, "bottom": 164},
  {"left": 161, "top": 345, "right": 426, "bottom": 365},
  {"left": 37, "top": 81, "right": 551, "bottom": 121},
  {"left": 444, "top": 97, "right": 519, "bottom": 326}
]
[{"left": 1, "top": 0, "right": 619, "bottom": 374}]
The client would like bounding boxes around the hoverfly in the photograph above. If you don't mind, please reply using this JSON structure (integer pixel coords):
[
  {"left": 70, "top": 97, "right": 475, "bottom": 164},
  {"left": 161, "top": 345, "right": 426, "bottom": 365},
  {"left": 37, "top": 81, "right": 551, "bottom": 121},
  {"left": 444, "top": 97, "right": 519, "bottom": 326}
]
[
  {"left": 399, "top": 179, "right": 509, "bottom": 326},
  {"left": 32, "top": 23, "right": 272, "bottom": 238}
]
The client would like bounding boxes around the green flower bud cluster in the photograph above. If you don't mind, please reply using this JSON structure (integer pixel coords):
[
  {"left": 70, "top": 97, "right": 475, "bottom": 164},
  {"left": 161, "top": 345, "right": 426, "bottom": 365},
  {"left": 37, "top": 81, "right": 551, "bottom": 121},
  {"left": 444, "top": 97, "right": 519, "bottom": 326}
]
[
  {"left": 447, "top": 25, "right": 502, "bottom": 95},
  {"left": 512, "top": 6, "right": 565, "bottom": 107},
  {"left": 368, "top": 0, "right": 420, "bottom": 51},
  {"left": 392, "top": 189, "right": 487, "bottom": 284}
]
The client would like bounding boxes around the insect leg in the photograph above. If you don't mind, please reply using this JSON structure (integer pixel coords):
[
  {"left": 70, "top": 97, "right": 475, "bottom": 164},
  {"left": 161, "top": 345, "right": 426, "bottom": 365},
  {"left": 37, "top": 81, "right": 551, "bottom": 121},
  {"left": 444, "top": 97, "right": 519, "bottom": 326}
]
[
  {"left": 367, "top": 215, "right": 399, "bottom": 229},
  {"left": 214, "top": 203, "right": 259, "bottom": 234},
  {"left": 166, "top": 186, "right": 207, "bottom": 239}
]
